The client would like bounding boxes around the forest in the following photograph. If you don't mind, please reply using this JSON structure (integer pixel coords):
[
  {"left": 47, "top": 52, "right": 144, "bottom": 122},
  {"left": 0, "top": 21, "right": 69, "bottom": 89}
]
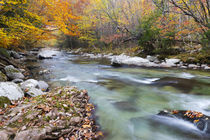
[{"left": 0, "top": 0, "right": 209, "bottom": 57}]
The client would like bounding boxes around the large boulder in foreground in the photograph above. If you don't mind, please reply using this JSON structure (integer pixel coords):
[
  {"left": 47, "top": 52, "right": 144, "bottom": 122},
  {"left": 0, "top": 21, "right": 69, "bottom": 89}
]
[
  {"left": 0, "top": 87, "right": 102, "bottom": 140},
  {"left": 158, "top": 110, "right": 210, "bottom": 134},
  {"left": 0, "top": 82, "right": 24, "bottom": 100},
  {"left": 4, "top": 65, "right": 24, "bottom": 80}
]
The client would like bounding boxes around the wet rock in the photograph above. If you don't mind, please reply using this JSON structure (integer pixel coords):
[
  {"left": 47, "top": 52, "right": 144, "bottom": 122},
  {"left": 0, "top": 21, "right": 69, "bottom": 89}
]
[
  {"left": 12, "top": 79, "right": 23, "bottom": 84},
  {"left": 0, "top": 71, "right": 7, "bottom": 81},
  {"left": 157, "top": 110, "right": 210, "bottom": 134},
  {"left": 39, "top": 69, "right": 50, "bottom": 75},
  {"left": 38, "top": 81, "right": 49, "bottom": 91},
  {"left": 0, "top": 82, "right": 24, "bottom": 100},
  {"left": 153, "top": 77, "right": 210, "bottom": 93},
  {"left": 113, "top": 101, "right": 138, "bottom": 112},
  {"left": 4, "top": 65, "right": 25, "bottom": 80},
  {"left": 38, "top": 50, "right": 58, "bottom": 59}
]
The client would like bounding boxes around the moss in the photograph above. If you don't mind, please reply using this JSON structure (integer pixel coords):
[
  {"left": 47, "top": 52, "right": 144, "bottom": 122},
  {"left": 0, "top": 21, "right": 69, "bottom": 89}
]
[
  {"left": 0, "top": 71, "right": 7, "bottom": 82},
  {"left": 0, "top": 96, "right": 11, "bottom": 108},
  {"left": 0, "top": 48, "right": 10, "bottom": 58}
]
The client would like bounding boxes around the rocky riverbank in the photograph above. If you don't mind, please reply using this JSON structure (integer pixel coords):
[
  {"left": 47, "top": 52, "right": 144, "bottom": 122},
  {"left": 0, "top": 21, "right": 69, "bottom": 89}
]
[
  {"left": 0, "top": 48, "right": 103, "bottom": 140},
  {"left": 68, "top": 48, "right": 210, "bottom": 70}
]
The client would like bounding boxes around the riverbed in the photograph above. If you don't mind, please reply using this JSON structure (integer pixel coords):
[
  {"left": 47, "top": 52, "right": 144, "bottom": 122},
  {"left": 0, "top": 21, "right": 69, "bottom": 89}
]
[{"left": 28, "top": 49, "right": 210, "bottom": 140}]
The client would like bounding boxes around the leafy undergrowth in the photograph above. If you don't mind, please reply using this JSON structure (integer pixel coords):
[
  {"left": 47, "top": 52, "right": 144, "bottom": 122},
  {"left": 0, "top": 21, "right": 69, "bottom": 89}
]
[{"left": 0, "top": 86, "right": 103, "bottom": 140}]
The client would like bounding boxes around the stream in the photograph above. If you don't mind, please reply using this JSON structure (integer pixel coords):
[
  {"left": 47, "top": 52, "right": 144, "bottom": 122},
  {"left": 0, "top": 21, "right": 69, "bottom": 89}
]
[{"left": 27, "top": 49, "right": 210, "bottom": 140}]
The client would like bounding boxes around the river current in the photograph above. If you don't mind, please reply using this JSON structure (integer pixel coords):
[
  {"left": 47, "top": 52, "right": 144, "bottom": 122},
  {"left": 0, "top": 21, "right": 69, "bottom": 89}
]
[{"left": 28, "top": 49, "right": 210, "bottom": 140}]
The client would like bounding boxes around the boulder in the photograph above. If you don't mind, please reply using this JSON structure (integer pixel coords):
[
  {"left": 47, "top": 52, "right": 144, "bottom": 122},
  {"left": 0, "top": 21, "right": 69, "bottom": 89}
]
[
  {"left": 25, "top": 87, "right": 44, "bottom": 97},
  {"left": 21, "top": 79, "right": 45, "bottom": 97},
  {"left": 12, "top": 79, "right": 24, "bottom": 84},
  {"left": 9, "top": 51, "right": 21, "bottom": 59},
  {"left": 0, "top": 82, "right": 24, "bottom": 100},
  {"left": 21, "top": 79, "right": 39, "bottom": 90},
  {"left": 14, "top": 128, "right": 47, "bottom": 140},
  {"left": 38, "top": 81, "right": 49, "bottom": 91},
  {"left": 0, "top": 71, "right": 7, "bottom": 82},
  {"left": 165, "top": 58, "right": 181, "bottom": 67},
  {"left": 38, "top": 49, "right": 58, "bottom": 59},
  {"left": 146, "top": 55, "right": 158, "bottom": 62},
  {"left": 157, "top": 110, "right": 210, "bottom": 134},
  {"left": 188, "top": 64, "right": 199, "bottom": 69},
  {"left": 4, "top": 65, "right": 25, "bottom": 80}
]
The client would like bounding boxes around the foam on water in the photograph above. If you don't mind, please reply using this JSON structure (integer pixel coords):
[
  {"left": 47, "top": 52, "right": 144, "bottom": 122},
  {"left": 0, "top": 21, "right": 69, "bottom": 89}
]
[
  {"left": 178, "top": 72, "right": 195, "bottom": 79},
  {"left": 60, "top": 76, "right": 98, "bottom": 83}
]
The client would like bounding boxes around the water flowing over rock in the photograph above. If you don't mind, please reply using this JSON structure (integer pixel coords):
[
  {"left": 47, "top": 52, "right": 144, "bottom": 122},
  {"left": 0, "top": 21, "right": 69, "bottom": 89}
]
[
  {"left": 0, "top": 82, "right": 24, "bottom": 100},
  {"left": 157, "top": 110, "right": 210, "bottom": 135},
  {"left": 4, "top": 65, "right": 25, "bottom": 80}
]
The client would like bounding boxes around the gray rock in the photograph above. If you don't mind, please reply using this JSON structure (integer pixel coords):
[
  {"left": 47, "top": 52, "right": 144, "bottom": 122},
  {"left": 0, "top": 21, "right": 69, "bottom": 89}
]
[
  {"left": 14, "top": 128, "right": 47, "bottom": 140},
  {"left": 38, "top": 81, "right": 49, "bottom": 91},
  {"left": 0, "top": 82, "right": 24, "bottom": 100},
  {"left": 146, "top": 55, "right": 157, "bottom": 62},
  {"left": 38, "top": 49, "right": 59, "bottom": 59},
  {"left": 39, "top": 69, "right": 50, "bottom": 75},
  {"left": 4, "top": 65, "right": 25, "bottom": 80},
  {"left": 21, "top": 79, "right": 39, "bottom": 90},
  {"left": 75, "top": 48, "right": 82, "bottom": 54},
  {"left": 12, "top": 79, "right": 24, "bottom": 84},
  {"left": 188, "top": 64, "right": 199, "bottom": 69},
  {"left": 70, "top": 117, "right": 81, "bottom": 125},
  {"left": 0, "top": 71, "right": 7, "bottom": 82},
  {"left": 25, "top": 87, "right": 44, "bottom": 97},
  {"left": 0, "top": 130, "right": 10, "bottom": 140},
  {"left": 10, "top": 51, "right": 21, "bottom": 59},
  {"left": 204, "top": 66, "right": 210, "bottom": 70}
]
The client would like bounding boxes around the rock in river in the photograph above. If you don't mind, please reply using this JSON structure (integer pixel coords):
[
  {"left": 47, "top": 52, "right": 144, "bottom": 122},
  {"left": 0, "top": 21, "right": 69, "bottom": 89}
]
[
  {"left": 0, "top": 82, "right": 24, "bottom": 100},
  {"left": 158, "top": 110, "right": 210, "bottom": 134},
  {"left": 4, "top": 65, "right": 25, "bottom": 80}
]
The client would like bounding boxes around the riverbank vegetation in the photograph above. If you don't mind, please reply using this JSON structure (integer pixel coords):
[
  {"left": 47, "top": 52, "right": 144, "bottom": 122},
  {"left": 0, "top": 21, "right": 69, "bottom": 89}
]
[{"left": 0, "top": 0, "right": 209, "bottom": 62}]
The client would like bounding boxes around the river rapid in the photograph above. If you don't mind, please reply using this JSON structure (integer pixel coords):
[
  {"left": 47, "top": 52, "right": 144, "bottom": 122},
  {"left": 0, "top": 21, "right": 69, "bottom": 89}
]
[{"left": 28, "top": 49, "right": 210, "bottom": 140}]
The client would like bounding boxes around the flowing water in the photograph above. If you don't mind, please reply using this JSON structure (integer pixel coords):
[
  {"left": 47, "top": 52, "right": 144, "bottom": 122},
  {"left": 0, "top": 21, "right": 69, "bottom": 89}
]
[{"left": 29, "top": 49, "right": 210, "bottom": 140}]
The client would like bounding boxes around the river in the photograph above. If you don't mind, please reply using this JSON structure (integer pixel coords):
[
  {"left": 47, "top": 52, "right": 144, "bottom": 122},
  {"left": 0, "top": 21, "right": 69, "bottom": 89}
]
[{"left": 28, "top": 49, "right": 210, "bottom": 140}]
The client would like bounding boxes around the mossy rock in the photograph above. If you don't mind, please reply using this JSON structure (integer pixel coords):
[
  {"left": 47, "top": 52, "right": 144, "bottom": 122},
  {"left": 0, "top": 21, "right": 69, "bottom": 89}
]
[
  {"left": 0, "top": 96, "right": 11, "bottom": 108},
  {"left": 0, "top": 48, "right": 10, "bottom": 58},
  {"left": 0, "top": 71, "right": 7, "bottom": 82}
]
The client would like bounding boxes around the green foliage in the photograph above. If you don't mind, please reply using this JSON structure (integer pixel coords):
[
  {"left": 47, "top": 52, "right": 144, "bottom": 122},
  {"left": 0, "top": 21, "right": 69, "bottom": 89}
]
[
  {"left": 201, "top": 29, "right": 210, "bottom": 48},
  {"left": 0, "top": 48, "right": 10, "bottom": 58},
  {"left": 138, "top": 10, "right": 176, "bottom": 55},
  {"left": 138, "top": 11, "right": 160, "bottom": 54}
]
